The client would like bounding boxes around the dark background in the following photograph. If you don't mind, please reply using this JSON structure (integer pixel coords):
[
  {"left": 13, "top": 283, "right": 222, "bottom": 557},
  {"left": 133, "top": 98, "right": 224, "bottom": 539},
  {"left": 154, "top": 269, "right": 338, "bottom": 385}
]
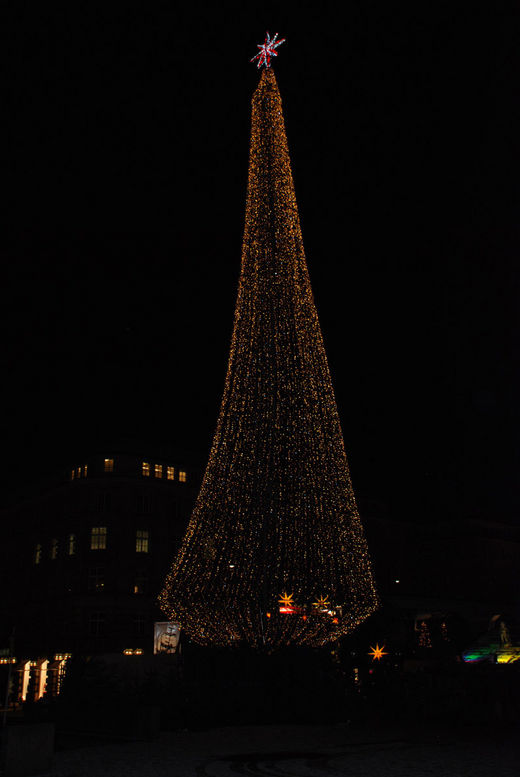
[{"left": 3, "top": 2, "right": 519, "bottom": 521}]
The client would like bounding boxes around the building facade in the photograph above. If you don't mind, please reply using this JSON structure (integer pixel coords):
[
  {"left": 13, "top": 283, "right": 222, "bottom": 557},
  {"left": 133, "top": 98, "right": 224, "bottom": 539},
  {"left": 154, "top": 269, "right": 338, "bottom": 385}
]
[{"left": 1, "top": 452, "right": 197, "bottom": 668}]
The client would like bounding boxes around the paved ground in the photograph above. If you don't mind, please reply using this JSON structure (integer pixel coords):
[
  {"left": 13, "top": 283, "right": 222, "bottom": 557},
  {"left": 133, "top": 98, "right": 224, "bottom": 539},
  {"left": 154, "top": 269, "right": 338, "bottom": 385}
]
[{"left": 46, "top": 723, "right": 518, "bottom": 777}]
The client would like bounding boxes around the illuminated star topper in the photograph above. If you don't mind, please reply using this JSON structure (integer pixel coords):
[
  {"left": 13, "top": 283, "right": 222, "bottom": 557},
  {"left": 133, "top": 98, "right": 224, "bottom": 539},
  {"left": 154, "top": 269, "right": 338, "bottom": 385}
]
[{"left": 251, "top": 31, "right": 286, "bottom": 69}]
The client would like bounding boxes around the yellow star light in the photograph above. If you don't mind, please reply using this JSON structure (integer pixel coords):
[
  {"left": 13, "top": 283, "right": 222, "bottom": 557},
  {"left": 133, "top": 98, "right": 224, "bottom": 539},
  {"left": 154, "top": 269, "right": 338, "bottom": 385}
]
[
  {"left": 312, "top": 595, "right": 330, "bottom": 609},
  {"left": 368, "top": 643, "right": 388, "bottom": 661},
  {"left": 278, "top": 592, "right": 294, "bottom": 607}
]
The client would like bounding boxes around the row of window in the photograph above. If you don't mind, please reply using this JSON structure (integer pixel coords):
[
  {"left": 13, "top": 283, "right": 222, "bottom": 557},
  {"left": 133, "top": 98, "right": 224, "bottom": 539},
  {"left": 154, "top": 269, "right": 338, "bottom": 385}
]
[
  {"left": 141, "top": 462, "right": 186, "bottom": 482},
  {"left": 68, "top": 492, "right": 170, "bottom": 513},
  {"left": 71, "top": 459, "right": 187, "bottom": 482},
  {"left": 34, "top": 528, "right": 150, "bottom": 563},
  {"left": 71, "top": 465, "right": 88, "bottom": 479},
  {"left": 85, "top": 567, "right": 148, "bottom": 594},
  {"left": 86, "top": 612, "right": 147, "bottom": 637}
]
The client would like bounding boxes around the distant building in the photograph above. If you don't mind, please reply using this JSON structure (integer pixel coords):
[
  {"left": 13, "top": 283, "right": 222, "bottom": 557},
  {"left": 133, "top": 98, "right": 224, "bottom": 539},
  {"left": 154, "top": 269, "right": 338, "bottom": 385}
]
[
  {"left": 359, "top": 497, "right": 520, "bottom": 642},
  {"left": 0, "top": 452, "right": 197, "bottom": 671},
  {"left": 1, "top": 464, "right": 519, "bottom": 702}
]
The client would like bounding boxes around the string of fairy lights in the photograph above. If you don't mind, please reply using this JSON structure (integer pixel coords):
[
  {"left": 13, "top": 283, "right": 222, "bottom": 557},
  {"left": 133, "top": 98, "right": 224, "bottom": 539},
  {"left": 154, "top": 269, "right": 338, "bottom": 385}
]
[{"left": 158, "top": 43, "right": 379, "bottom": 649}]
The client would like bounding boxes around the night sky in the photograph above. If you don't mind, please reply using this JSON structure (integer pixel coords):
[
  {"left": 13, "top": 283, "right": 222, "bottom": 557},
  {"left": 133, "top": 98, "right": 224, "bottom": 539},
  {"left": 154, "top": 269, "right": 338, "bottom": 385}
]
[{"left": 4, "top": 3, "right": 519, "bottom": 521}]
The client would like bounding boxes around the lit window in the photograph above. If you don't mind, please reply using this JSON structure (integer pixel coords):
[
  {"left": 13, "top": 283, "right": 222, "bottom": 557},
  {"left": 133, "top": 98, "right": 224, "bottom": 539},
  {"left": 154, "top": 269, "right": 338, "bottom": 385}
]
[
  {"left": 90, "top": 527, "right": 107, "bottom": 550},
  {"left": 76, "top": 467, "right": 81, "bottom": 479},
  {"left": 179, "top": 470, "right": 187, "bottom": 483},
  {"left": 88, "top": 567, "right": 105, "bottom": 591},
  {"left": 68, "top": 534, "right": 76, "bottom": 556},
  {"left": 50, "top": 539, "right": 58, "bottom": 560},
  {"left": 83, "top": 465, "right": 88, "bottom": 478},
  {"left": 37, "top": 659, "right": 49, "bottom": 700},
  {"left": 167, "top": 466, "right": 174, "bottom": 480},
  {"left": 21, "top": 660, "right": 31, "bottom": 701},
  {"left": 89, "top": 612, "right": 106, "bottom": 636},
  {"left": 154, "top": 464, "right": 163, "bottom": 479},
  {"left": 104, "top": 458, "right": 114, "bottom": 473},
  {"left": 136, "top": 530, "right": 149, "bottom": 553},
  {"left": 134, "top": 571, "right": 147, "bottom": 594},
  {"left": 142, "top": 462, "right": 150, "bottom": 477},
  {"left": 34, "top": 544, "right": 42, "bottom": 564},
  {"left": 71, "top": 470, "right": 75, "bottom": 481}
]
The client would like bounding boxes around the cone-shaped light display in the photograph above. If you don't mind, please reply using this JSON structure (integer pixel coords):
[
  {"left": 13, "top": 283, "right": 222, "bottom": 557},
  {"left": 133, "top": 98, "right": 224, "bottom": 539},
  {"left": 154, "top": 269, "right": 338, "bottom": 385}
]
[{"left": 159, "top": 68, "right": 378, "bottom": 648}]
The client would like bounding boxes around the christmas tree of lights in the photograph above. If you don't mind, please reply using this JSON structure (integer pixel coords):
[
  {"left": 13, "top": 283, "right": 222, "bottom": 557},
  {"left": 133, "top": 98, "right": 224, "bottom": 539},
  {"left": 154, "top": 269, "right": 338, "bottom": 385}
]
[{"left": 159, "top": 40, "right": 378, "bottom": 649}]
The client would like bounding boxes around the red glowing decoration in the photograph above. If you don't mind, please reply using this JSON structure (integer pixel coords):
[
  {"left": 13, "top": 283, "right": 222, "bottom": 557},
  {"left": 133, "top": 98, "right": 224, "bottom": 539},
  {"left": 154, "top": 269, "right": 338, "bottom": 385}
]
[{"left": 251, "top": 32, "right": 285, "bottom": 69}]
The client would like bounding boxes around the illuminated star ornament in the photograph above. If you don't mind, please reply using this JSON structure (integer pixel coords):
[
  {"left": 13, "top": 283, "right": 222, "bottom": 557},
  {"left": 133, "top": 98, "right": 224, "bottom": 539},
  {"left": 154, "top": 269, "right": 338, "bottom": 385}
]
[
  {"left": 251, "top": 31, "right": 286, "bottom": 69},
  {"left": 279, "top": 592, "right": 299, "bottom": 614},
  {"left": 313, "top": 595, "right": 330, "bottom": 609},
  {"left": 368, "top": 643, "right": 388, "bottom": 661},
  {"left": 278, "top": 592, "right": 294, "bottom": 608}
]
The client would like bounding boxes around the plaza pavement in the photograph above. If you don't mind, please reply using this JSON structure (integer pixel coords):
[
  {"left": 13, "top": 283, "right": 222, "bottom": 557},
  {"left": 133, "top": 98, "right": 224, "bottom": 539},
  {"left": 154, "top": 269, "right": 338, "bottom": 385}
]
[{"left": 45, "top": 721, "right": 518, "bottom": 776}]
